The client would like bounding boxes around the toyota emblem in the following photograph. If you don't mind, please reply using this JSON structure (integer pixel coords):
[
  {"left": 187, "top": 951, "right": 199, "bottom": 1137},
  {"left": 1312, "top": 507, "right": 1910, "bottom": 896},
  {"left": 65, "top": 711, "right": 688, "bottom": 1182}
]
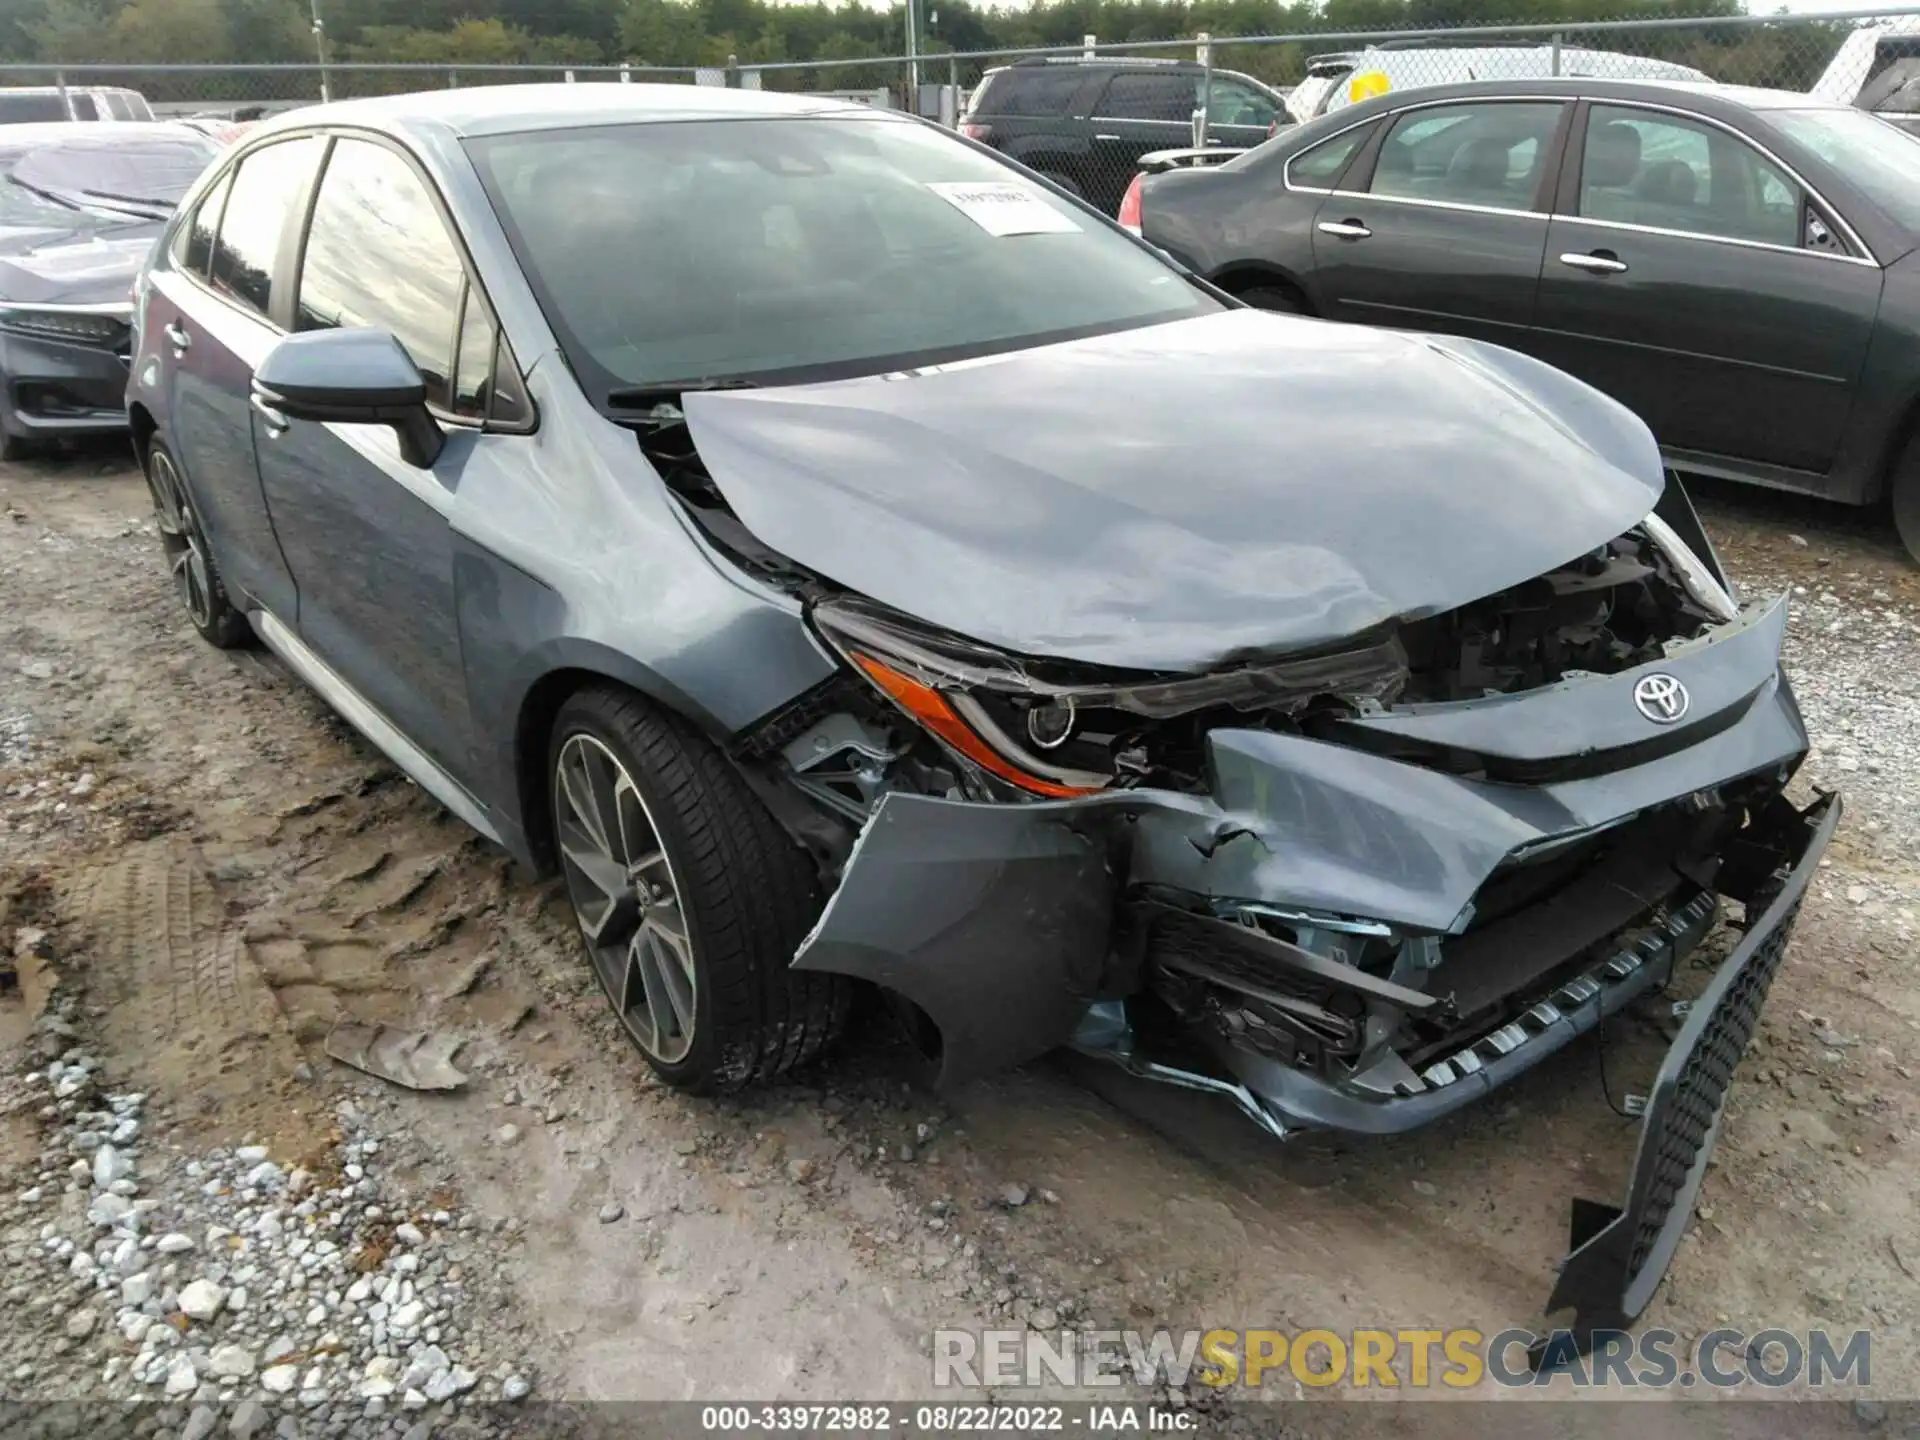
[{"left": 1633, "top": 673, "right": 1690, "bottom": 724}]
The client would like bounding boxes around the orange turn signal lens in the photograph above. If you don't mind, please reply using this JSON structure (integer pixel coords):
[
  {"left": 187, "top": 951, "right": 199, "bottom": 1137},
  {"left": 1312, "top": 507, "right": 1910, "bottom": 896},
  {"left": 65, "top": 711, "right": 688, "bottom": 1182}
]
[{"left": 850, "top": 652, "right": 1101, "bottom": 799}]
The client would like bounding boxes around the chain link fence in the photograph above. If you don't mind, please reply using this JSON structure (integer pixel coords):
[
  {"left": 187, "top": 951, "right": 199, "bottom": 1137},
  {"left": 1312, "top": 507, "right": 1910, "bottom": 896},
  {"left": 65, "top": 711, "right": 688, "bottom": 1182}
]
[{"left": 7, "top": 6, "right": 1920, "bottom": 211}]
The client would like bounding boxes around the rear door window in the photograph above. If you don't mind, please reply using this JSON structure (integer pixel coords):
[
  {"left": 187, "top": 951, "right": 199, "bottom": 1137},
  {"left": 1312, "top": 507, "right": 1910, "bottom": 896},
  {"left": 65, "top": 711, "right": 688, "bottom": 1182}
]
[
  {"left": 295, "top": 137, "right": 467, "bottom": 412},
  {"left": 972, "top": 67, "right": 1089, "bottom": 118},
  {"left": 0, "top": 94, "right": 67, "bottom": 123},
  {"left": 209, "top": 135, "right": 327, "bottom": 319},
  {"left": 1098, "top": 72, "right": 1199, "bottom": 123},
  {"left": 176, "top": 168, "right": 233, "bottom": 278},
  {"left": 1370, "top": 100, "right": 1564, "bottom": 212},
  {"left": 1285, "top": 124, "right": 1372, "bottom": 190},
  {"left": 1578, "top": 105, "right": 1800, "bottom": 248}
]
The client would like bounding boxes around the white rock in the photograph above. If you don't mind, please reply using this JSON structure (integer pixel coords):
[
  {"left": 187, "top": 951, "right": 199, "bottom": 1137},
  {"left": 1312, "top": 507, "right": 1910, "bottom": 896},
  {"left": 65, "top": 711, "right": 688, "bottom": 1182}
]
[
  {"left": 64, "top": 1307, "right": 99, "bottom": 1339},
  {"left": 182, "top": 1406, "right": 218, "bottom": 1440},
  {"left": 178, "top": 1278, "right": 228, "bottom": 1322},
  {"left": 91, "top": 1143, "right": 132, "bottom": 1189},
  {"left": 69, "top": 1251, "right": 97, "bottom": 1277},
  {"left": 19, "top": 1186, "right": 42, "bottom": 1203},
  {"left": 260, "top": 1364, "right": 299, "bottom": 1393},
  {"left": 502, "top": 1375, "right": 531, "bottom": 1401},
  {"left": 287, "top": 1169, "right": 313, "bottom": 1197},
  {"left": 358, "top": 1377, "right": 395, "bottom": 1399},
  {"left": 423, "top": 1366, "right": 476, "bottom": 1403},
  {"left": 209, "top": 1343, "right": 255, "bottom": 1378},
  {"left": 364, "top": 1355, "right": 401, "bottom": 1380},
  {"left": 235, "top": 1145, "right": 269, "bottom": 1163},
  {"left": 229, "top": 1399, "right": 269, "bottom": 1439},
  {"left": 398, "top": 1346, "right": 449, "bottom": 1391},
  {"left": 394, "top": 1223, "right": 425, "bottom": 1247},
  {"left": 228, "top": 1285, "right": 249, "bottom": 1312},
  {"left": 111, "top": 1237, "right": 140, "bottom": 1273},
  {"left": 121, "top": 1272, "right": 155, "bottom": 1306},
  {"left": 253, "top": 1213, "right": 283, "bottom": 1242},
  {"left": 87, "top": 1193, "right": 133, "bottom": 1227},
  {"left": 301, "top": 1365, "right": 325, "bottom": 1392},
  {"left": 389, "top": 1299, "right": 425, "bottom": 1330},
  {"left": 344, "top": 1277, "right": 372, "bottom": 1303},
  {"left": 304, "top": 1303, "right": 327, "bottom": 1327},
  {"left": 401, "top": 1388, "right": 428, "bottom": 1410},
  {"left": 244, "top": 1161, "right": 283, "bottom": 1190},
  {"left": 119, "top": 1312, "right": 152, "bottom": 1344},
  {"left": 156, "top": 1233, "right": 196, "bottom": 1255},
  {"left": 164, "top": 1354, "right": 199, "bottom": 1396}
]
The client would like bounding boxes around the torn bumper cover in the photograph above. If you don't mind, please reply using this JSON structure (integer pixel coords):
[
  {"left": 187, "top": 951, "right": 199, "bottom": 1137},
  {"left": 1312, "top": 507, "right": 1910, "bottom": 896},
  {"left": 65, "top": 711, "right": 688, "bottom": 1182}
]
[{"left": 792, "top": 635, "right": 1837, "bottom": 1342}]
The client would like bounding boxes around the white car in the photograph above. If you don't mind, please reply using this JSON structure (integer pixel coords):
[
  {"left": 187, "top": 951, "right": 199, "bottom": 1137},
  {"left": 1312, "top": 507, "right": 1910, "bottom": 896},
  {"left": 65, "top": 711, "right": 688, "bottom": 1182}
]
[
  {"left": 1285, "top": 44, "right": 1711, "bottom": 124},
  {"left": 0, "top": 86, "right": 157, "bottom": 124}
]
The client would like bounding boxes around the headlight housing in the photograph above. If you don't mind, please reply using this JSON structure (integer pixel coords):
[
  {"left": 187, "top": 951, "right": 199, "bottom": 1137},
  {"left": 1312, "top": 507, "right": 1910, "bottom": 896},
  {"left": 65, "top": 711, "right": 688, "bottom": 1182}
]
[
  {"left": 810, "top": 597, "right": 1407, "bottom": 798},
  {"left": 0, "top": 303, "right": 132, "bottom": 350},
  {"left": 1643, "top": 511, "right": 1739, "bottom": 623}
]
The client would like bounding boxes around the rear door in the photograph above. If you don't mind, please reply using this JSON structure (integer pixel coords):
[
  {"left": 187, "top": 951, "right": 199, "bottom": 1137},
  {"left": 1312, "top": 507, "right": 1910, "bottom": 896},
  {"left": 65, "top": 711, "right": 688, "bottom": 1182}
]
[
  {"left": 1309, "top": 98, "right": 1567, "bottom": 344},
  {"left": 1529, "top": 101, "right": 1882, "bottom": 475},
  {"left": 253, "top": 134, "right": 521, "bottom": 784},
  {"left": 149, "top": 134, "right": 327, "bottom": 622},
  {"left": 1202, "top": 73, "right": 1286, "bottom": 150},
  {"left": 1086, "top": 70, "right": 1204, "bottom": 213}
]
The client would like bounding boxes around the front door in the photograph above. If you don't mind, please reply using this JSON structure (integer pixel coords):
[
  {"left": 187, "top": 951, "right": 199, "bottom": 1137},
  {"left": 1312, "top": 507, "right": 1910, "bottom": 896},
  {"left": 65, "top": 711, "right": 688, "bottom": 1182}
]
[
  {"left": 252, "top": 135, "right": 494, "bottom": 784},
  {"left": 1309, "top": 98, "right": 1568, "bottom": 346},
  {"left": 1529, "top": 102, "right": 1882, "bottom": 475}
]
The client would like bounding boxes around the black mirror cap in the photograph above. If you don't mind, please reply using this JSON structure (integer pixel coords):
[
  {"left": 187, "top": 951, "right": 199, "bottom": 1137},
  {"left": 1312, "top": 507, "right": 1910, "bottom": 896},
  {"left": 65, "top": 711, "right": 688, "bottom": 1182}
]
[{"left": 253, "top": 327, "right": 428, "bottom": 419}]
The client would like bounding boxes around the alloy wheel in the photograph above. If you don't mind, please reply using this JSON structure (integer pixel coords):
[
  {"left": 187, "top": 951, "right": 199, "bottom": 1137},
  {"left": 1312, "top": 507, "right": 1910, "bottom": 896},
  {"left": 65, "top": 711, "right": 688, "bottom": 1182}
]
[
  {"left": 553, "top": 733, "right": 697, "bottom": 1064},
  {"left": 148, "top": 448, "right": 213, "bottom": 631}
]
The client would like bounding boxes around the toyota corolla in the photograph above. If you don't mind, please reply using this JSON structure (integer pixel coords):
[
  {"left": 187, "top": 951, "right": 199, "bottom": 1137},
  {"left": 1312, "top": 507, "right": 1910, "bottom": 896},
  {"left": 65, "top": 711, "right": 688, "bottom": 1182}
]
[{"left": 125, "top": 84, "right": 1837, "bottom": 1352}]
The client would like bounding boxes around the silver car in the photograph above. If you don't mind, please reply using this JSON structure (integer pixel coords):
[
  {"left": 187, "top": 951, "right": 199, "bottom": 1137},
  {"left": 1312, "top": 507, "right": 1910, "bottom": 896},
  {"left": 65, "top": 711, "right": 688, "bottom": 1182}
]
[{"left": 127, "top": 83, "right": 1836, "bottom": 1355}]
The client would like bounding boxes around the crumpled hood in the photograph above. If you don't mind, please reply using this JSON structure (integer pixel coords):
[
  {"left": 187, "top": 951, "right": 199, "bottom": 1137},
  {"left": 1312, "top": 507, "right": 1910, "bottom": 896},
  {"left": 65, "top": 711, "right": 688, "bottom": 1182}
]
[
  {"left": 683, "top": 309, "right": 1665, "bottom": 672},
  {"left": 0, "top": 222, "right": 159, "bottom": 305}
]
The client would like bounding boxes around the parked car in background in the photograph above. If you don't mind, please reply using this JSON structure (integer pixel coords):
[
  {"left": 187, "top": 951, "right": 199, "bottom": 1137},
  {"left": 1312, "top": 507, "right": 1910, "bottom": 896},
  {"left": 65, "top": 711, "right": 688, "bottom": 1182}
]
[
  {"left": 1284, "top": 44, "right": 1710, "bottom": 125},
  {"left": 1134, "top": 78, "right": 1920, "bottom": 560},
  {"left": 0, "top": 86, "right": 157, "bottom": 124},
  {"left": 130, "top": 84, "right": 1835, "bottom": 1354},
  {"left": 1813, "top": 17, "right": 1920, "bottom": 137},
  {"left": 960, "top": 56, "right": 1288, "bottom": 212},
  {"left": 0, "top": 122, "right": 217, "bottom": 457}
]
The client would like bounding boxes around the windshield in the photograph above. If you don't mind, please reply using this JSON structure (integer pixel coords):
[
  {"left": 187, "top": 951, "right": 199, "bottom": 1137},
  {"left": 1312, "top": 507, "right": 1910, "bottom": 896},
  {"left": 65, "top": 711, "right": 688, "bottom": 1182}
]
[
  {"left": 0, "top": 132, "right": 216, "bottom": 224},
  {"left": 1773, "top": 106, "right": 1920, "bottom": 230},
  {"left": 467, "top": 116, "right": 1214, "bottom": 399}
]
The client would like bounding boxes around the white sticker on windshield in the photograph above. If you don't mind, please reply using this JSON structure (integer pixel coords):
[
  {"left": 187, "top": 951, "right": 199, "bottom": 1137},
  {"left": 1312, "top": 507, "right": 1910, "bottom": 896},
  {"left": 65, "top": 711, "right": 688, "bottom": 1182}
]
[{"left": 927, "top": 181, "right": 1081, "bottom": 236}]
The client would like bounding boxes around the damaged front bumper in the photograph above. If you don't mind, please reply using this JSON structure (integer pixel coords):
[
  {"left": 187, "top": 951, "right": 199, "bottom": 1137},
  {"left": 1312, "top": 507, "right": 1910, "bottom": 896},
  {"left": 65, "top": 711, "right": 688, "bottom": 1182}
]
[{"left": 791, "top": 618, "right": 1837, "bottom": 1345}]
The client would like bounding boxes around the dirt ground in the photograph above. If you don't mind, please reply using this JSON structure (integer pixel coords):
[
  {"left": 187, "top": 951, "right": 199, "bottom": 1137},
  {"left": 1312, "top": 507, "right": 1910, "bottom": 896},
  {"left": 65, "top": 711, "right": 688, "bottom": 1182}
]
[{"left": 2, "top": 443, "right": 1918, "bottom": 1421}]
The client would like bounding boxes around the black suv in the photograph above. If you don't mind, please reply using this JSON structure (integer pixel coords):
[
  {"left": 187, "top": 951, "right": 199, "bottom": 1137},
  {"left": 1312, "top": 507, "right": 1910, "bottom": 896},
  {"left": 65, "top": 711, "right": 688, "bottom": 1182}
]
[{"left": 959, "top": 57, "right": 1287, "bottom": 213}]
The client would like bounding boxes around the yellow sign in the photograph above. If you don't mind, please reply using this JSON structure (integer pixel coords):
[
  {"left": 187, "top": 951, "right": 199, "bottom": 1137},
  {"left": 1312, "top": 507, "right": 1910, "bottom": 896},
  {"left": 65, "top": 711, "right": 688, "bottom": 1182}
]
[{"left": 1349, "top": 69, "right": 1392, "bottom": 103}]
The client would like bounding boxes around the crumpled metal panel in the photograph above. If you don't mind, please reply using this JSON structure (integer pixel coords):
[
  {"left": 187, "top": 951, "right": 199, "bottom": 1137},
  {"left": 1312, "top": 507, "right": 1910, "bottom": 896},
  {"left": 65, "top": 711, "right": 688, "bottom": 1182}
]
[{"left": 683, "top": 309, "right": 1664, "bottom": 673}]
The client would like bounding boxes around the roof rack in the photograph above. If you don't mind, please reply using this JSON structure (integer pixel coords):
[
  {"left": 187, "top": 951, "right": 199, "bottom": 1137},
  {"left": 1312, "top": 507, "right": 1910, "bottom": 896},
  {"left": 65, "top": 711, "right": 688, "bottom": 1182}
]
[{"left": 1010, "top": 54, "right": 1191, "bottom": 68}]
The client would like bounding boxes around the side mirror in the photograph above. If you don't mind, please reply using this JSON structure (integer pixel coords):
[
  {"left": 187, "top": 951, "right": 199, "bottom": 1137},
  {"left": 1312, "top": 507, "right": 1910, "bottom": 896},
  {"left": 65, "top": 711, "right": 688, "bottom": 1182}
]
[{"left": 252, "top": 327, "right": 443, "bottom": 468}]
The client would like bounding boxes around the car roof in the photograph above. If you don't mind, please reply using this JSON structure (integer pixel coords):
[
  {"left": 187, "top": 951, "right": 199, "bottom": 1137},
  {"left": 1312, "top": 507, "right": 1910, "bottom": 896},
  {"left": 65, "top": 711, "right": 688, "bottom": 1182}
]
[
  {"left": 0, "top": 120, "right": 206, "bottom": 143},
  {"left": 252, "top": 82, "right": 879, "bottom": 141},
  {"left": 1335, "top": 75, "right": 1853, "bottom": 114}
]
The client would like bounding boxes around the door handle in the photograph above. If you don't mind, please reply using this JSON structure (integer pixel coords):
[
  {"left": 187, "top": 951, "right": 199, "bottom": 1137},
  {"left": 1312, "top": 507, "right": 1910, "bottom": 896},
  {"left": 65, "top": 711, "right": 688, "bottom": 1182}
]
[
  {"left": 163, "top": 321, "right": 190, "bottom": 352},
  {"left": 250, "top": 391, "right": 288, "bottom": 434},
  {"left": 1317, "top": 219, "right": 1372, "bottom": 239},
  {"left": 1559, "top": 251, "right": 1628, "bottom": 274},
  {"left": 1093, "top": 133, "right": 1121, "bottom": 141}
]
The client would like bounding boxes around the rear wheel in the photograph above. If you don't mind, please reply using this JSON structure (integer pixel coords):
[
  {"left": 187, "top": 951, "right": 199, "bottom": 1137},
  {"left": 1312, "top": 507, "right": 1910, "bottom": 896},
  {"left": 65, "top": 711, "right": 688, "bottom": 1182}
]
[
  {"left": 548, "top": 686, "right": 850, "bottom": 1092},
  {"left": 145, "top": 441, "right": 251, "bottom": 649},
  {"left": 1236, "top": 284, "right": 1308, "bottom": 315},
  {"left": 1895, "top": 435, "right": 1920, "bottom": 565}
]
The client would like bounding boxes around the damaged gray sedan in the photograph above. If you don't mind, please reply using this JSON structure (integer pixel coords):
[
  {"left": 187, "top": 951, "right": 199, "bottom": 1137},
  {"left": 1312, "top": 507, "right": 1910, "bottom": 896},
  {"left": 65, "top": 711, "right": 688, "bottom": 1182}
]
[{"left": 128, "top": 85, "right": 1837, "bottom": 1352}]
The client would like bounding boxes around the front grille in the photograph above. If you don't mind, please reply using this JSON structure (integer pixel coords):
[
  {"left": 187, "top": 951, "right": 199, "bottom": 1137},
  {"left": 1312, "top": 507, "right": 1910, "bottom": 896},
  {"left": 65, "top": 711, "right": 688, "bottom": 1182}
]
[{"left": 1626, "top": 897, "right": 1801, "bottom": 1283}]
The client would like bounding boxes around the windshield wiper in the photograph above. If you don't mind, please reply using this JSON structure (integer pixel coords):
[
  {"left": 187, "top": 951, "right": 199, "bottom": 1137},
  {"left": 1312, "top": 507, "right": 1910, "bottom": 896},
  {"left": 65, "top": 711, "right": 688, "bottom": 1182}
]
[
  {"left": 76, "top": 188, "right": 173, "bottom": 219},
  {"left": 4, "top": 176, "right": 83, "bottom": 212},
  {"left": 605, "top": 378, "right": 760, "bottom": 411}
]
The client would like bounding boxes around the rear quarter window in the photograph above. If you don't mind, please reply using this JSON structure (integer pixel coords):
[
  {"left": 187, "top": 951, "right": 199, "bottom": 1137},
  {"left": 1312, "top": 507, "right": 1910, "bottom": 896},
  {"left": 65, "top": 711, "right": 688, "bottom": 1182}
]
[{"left": 972, "top": 68, "right": 1090, "bottom": 117}]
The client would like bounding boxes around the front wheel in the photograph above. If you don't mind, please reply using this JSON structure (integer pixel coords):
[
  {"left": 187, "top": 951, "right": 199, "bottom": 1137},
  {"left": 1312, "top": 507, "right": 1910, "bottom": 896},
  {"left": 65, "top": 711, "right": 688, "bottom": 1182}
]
[
  {"left": 145, "top": 440, "right": 251, "bottom": 649},
  {"left": 548, "top": 686, "right": 850, "bottom": 1092}
]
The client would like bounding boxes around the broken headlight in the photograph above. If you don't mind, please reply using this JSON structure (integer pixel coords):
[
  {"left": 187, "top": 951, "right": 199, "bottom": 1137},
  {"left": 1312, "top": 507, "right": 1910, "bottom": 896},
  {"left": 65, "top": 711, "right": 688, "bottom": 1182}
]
[{"left": 810, "top": 596, "right": 1409, "bottom": 799}]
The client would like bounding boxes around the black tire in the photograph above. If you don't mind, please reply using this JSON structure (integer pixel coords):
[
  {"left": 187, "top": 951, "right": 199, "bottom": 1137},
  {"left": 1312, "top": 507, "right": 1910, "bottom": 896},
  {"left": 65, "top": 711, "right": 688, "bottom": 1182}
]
[
  {"left": 548, "top": 685, "right": 850, "bottom": 1093},
  {"left": 1895, "top": 435, "right": 1920, "bottom": 565},
  {"left": 144, "top": 440, "right": 252, "bottom": 649},
  {"left": 1237, "top": 284, "right": 1307, "bottom": 315}
]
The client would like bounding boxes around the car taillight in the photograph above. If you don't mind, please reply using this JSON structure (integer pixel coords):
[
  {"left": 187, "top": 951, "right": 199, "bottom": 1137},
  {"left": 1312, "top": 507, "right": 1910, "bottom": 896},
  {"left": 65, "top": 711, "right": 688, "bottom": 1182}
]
[
  {"left": 1118, "top": 174, "right": 1144, "bottom": 235},
  {"left": 959, "top": 122, "right": 990, "bottom": 140},
  {"left": 1267, "top": 118, "right": 1280, "bottom": 138}
]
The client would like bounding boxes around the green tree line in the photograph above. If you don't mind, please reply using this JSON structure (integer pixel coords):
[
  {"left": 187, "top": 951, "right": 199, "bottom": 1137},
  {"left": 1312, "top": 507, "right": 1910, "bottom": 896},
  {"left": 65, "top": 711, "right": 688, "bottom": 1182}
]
[{"left": 0, "top": 0, "right": 1847, "bottom": 98}]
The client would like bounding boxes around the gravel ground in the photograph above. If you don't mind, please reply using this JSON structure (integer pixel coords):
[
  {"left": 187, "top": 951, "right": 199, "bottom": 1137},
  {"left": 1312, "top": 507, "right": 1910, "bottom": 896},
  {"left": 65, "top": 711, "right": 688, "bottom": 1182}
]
[{"left": 1, "top": 448, "right": 1918, "bottom": 1429}]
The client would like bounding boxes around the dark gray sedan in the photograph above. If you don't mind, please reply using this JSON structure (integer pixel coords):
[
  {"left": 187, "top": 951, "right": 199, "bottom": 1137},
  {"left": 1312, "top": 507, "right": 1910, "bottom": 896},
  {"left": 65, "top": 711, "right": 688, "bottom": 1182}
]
[
  {"left": 129, "top": 83, "right": 1835, "bottom": 1352},
  {"left": 1129, "top": 78, "right": 1920, "bottom": 559}
]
